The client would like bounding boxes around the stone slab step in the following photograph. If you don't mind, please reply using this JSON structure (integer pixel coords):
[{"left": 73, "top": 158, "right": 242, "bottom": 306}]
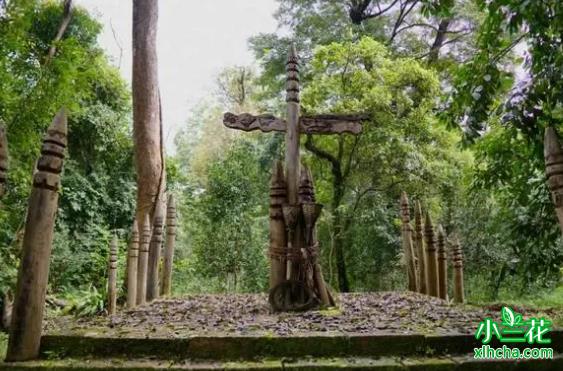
[
  {"left": 38, "top": 331, "right": 563, "bottom": 360},
  {"left": 1, "top": 355, "right": 561, "bottom": 370}
]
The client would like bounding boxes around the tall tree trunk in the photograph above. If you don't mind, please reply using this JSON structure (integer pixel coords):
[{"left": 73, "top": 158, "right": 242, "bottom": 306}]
[
  {"left": 332, "top": 179, "right": 350, "bottom": 292},
  {"left": 305, "top": 135, "right": 351, "bottom": 292},
  {"left": 132, "top": 0, "right": 163, "bottom": 226}
]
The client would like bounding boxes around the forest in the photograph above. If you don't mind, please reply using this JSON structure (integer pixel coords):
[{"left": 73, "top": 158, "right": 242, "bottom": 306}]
[{"left": 0, "top": 0, "right": 562, "bottom": 325}]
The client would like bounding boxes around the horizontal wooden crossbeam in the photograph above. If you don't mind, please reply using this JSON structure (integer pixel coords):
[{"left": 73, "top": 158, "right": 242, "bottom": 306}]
[{"left": 223, "top": 112, "right": 366, "bottom": 135}]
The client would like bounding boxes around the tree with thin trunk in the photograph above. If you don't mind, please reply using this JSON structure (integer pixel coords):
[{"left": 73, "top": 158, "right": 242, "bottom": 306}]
[{"left": 132, "top": 0, "right": 164, "bottom": 227}]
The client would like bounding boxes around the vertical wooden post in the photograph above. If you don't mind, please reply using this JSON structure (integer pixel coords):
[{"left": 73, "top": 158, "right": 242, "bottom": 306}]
[
  {"left": 452, "top": 236, "right": 465, "bottom": 303},
  {"left": 147, "top": 205, "right": 164, "bottom": 301},
  {"left": 436, "top": 225, "right": 448, "bottom": 300},
  {"left": 0, "top": 125, "right": 8, "bottom": 198},
  {"left": 285, "top": 44, "right": 301, "bottom": 280},
  {"left": 285, "top": 43, "right": 300, "bottom": 206},
  {"left": 414, "top": 201, "right": 426, "bottom": 294},
  {"left": 161, "top": 194, "right": 177, "bottom": 296},
  {"left": 269, "top": 161, "right": 287, "bottom": 289},
  {"left": 544, "top": 127, "right": 563, "bottom": 234},
  {"left": 107, "top": 234, "right": 118, "bottom": 315},
  {"left": 126, "top": 220, "right": 139, "bottom": 308},
  {"left": 400, "top": 192, "right": 417, "bottom": 292},
  {"left": 136, "top": 214, "right": 151, "bottom": 305},
  {"left": 6, "top": 109, "right": 67, "bottom": 362},
  {"left": 424, "top": 213, "right": 438, "bottom": 297}
]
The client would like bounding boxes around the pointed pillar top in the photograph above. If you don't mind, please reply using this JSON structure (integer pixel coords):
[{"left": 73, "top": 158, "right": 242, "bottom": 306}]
[
  {"left": 270, "top": 160, "right": 286, "bottom": 186},
  {"left": 132, "top": 219, "right": 139, "bottom": 235},
  {"left": 288, "top": 42, "right": 298, "bottom": 63},
  {"left": 286, "top": 43, "right": 300, "bottom": 103},
  {"left": 167, "top": 193, "right": 175, "bottom": 208},
  {"left": 47, "top": 107, "right": 68, "bottom": 147},
  {"left": 414, "top": 200, "right": 422, "bottom": 218},
  {"left": 437, "top": 224, "right": 445, "bottom": 238},
  {"left": 425, "top": 211, "right": 433, "bottom": 228},
  {"left": 400, "top": 191, "right": 409, "bottom": 206},
  {"left": 300, "top": 164, "right": 313, "bottom": 184}
]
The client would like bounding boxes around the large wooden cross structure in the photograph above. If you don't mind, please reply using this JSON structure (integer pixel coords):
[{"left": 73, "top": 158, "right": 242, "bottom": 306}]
[{"left": 223, "top": 45, "right": 365, "bottom": 311}]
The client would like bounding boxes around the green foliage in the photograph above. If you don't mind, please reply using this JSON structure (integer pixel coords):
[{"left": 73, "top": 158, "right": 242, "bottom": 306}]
[
  {"left": 0, "top": 1, "right": 134, "bottom": 299},
  {"left": 179, "top": 139, "right": 271, "bottom": 292},
  {"left": 59, "top": 285, "right": 106, "bottom": 317},
  {"left": 454, "top": 123, "right": 563, "bottom": 299},
  {"left": 300, "top": 37, "right": 470, "bottom": 290},
  {"left": 449, "top": 0, "right": 563, "bottom": 139}
]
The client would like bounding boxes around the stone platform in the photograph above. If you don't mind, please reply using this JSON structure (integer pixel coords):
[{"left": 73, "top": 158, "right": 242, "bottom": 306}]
[{"left": 1, "top": 292, "right": 561, "bottom": 369}]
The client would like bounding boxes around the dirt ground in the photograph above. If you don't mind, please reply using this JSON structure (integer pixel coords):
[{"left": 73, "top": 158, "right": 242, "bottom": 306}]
[{"left": 42, "top": 291, "right": 562, "bottom": 339}]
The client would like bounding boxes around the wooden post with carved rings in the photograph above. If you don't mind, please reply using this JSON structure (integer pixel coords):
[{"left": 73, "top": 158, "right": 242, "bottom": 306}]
[
  {"left": 437, "top": 225, "right": 448, "bottom": 300},
  {"left": 161, "top": 194, "right": 177, "bottom": 296},
  {"left": 414, "top": 201, "right": 426, "bottom": 294},
  {"left": 126, "top": 220, "right": 139, "bottom": 308},
  {"left": 6, "top": 109, "right": 67, "bottom": 361},
  {"left": 107, "top": 234, "right": 118, "bottom": 315},
  {"left": 147, "top": 205, "right": 164, "bottom": 302},
  {"left": 544, "top": 127, "right": 563, "bottom": 235},
  {"left": 452, "top": 236, "right": 465, "bottom": 303},
  {"left": 400, "top": 192, "right": 417, "bottom": 292},
  {"left": 269, "top": 161, "right": 287, "bottom": 290},
  {"left": 136, "top": 214, "right": 151, "bottom": 305},
  {"left": 424, "top": 213, "right": 438, "bottom": 297}
]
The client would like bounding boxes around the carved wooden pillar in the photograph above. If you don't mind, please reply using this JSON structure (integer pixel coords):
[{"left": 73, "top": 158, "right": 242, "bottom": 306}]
[
  {"left": 269, "top": 161, "right": 287, "bottom": 289},
  {"left": 136, "top": 214, "right": 151, "bottom": 305},
  {"left": 424, "top": 213, "right": 438, "bottom": 297},
  {"left": 400, "top": 192, "right": 417, "bottom": 292},
  {"left": 126, "top": 220, "right": 139, "bottom": 308},
  {"left": 414, "top": 201, "right": 426, "bottom": 294},
  {"left": 6, "top": 109, "right": 67, "bottom": 362},
  {"left": 436, "top": 225, "right": 448, "bottom": 300},
  {"left": 0, "top": 125, "right": 8, "bottom": 198},
  {"left": 452, "top": 236, "right": 465, "bottom": 303},
  {"left": 161, "top": 194, "right": 176, "bottom": 296},
  {"left": 544, "top": 127, "right": 563, "bottom": 234},
  {"left": 299, "top": 166, "right": 332, "bottom": 306},
  {"left": 107, "top": 234, "right": 118, "bottom": 315},
  {"left": 147, "top": 205, "right": 164, "bottom": 302}
]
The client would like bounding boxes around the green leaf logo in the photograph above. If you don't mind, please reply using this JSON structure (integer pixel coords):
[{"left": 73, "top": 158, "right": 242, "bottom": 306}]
[{"left": 502, "top": 307, "right": 515, "bottom": 326}]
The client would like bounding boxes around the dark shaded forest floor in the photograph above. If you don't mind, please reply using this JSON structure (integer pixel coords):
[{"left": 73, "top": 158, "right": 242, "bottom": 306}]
[{"left": 43, "top": 292, "right": 562, "bottom": 338}]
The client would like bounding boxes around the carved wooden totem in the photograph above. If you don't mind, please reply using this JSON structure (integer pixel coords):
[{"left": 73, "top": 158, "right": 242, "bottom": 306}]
[
  {"left": 136, "top": 214, "right": 151, "bottom": 305},
  {"left": 451, "top": 236, "right": 465, "bottom": 303},
  {"left": 107, "top": 234, "right": 118, "bottom": 315},
  {"left": 6, "top": 109, "right": 67, "bottom": 361},
  {"left": 126, "top": 220, "right": 139, "bottom": 308},
  {"left": 414, "top": 201, "right": 426, "bottom": 294},
  {"left": 544, "top": 127, "right": 563, "bottom": 234},
  {"left": 424, "top": 213, "right": 438, "bottom": 297},
  {"left": 147, "top": 206, "right": 164, "bottom": 302},
  {"left": 0, "top": 125, "right": 8, "bottom": 198},
  {"left": 436, "top": 225, "right": 448, "bottom": 300},
  {"left": 161, "top": 194, "right": 177, "bottom": 296},
  {"left": 223, "top": 45, "right": 365, "bottom": 311},
  {"left": 269, "top": 161, "right": 287, "bottom": 290},
  {"left": 400, "top": 192, "right": 417, "bottom": 292}
]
